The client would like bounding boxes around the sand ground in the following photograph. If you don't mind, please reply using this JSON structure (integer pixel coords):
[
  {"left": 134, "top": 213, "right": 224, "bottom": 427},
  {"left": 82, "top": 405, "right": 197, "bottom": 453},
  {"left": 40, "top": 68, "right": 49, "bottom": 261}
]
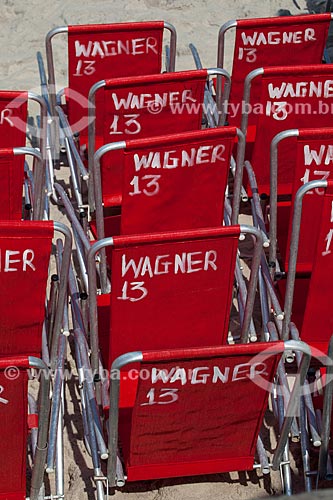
[{"left": 0, "top": 1, "right": 322, "bottom": 499}]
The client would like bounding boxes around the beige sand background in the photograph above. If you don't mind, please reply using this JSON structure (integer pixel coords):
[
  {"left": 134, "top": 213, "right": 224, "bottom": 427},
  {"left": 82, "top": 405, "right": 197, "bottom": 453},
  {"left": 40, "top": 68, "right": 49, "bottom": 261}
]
[{"left": 0, "top": 0, "right": 323, "bottom": 499}]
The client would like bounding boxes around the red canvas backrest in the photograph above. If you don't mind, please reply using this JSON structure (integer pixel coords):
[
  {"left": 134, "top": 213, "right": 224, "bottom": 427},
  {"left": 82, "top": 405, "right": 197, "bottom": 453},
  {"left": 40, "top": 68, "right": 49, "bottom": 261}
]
[
  {"left": 226, "top": 14, "right": 330, "bottom": 127},
  {"left": 117, "top": 127, "right": 236, "bottom": 233},
  {"left": 67, "top": 22, "right": 165, "bottom": 135},
  {"left": 0, "top": 356, "right": 29, "bottom": 498},
  {"left": 98, "top": 70, "right": 207, "bottom": 205},
  {"left": 98, "top": 226, "right": 240, "bottom": 367},
  {"left": 0, "top": 91, "right": 28, "bottom": 148},
  {"left": 248, "top": 65, "right": 333, "bottom": 195},
  {"left": 280, "top": 129, "right": 333, "bottom": 272},
  {"left": 120, "top": 342, "right": 283, "bottom": 480},
  {"left": 100, "top": 70, "right": 206, "bottom": 140},
  {"left": 0, "top": 221, "right": 53, "bottom": 357},
  {"left": 300, "top": 181, "right": 333, "bottom": 352},
  {"left": 0, "top": 93, "right": 28, "bottom": 216},
  {"left": 0, "top": 148, "right": 26, "bottom": 220}
]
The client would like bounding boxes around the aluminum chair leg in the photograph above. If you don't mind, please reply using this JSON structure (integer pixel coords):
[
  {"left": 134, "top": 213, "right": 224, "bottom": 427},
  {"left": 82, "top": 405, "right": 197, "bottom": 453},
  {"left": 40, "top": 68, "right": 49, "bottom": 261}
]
[
  {"left": 55, "top": 386, "right": 65, "bottom": 498},
  {"left": 300, "top": 397, "right": 313, "bottom": 492}
]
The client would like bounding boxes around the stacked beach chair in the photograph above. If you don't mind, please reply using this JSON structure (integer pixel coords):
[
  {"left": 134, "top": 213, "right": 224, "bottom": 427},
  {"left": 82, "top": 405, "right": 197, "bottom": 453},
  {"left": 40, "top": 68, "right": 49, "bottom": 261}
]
[
  {"left": 3, "top": 9, "right": 333, "bottom": 500},
  {"left": 0, "top": 89, "right": 71, "bottom": 498}
]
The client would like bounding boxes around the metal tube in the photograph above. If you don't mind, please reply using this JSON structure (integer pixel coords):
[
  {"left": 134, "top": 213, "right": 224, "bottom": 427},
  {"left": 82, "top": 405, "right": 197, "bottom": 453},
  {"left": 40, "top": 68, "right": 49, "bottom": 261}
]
[
  {"left": 216, "top": 20, "right": 237, "bottom": 117},
  {"left": 47, "top": 334, "right": 66, "bottom": 472},
  {"left": 28, "top": 93, "right": 48, "bottom": 220},
  {"left": 108, "top": 352, "right": 143, "bottom": 487},
  {"left": 231, "top": 129, "right": 246, "bottom": 224},
  {"left": 55, "top": 384, "right": 65, "bottom": 497},
  {"left": 269, "top": 130, "right": 299, "bottom": 269},
  {"left": 239, "top": 225, "right": 263, "bottom": 342},
  {"left": 244, "top": 161, "right": 270, "bottom": 247},
  {"left": 240, "top": 68, "right": 264, "bottom": 137},
  {"left": 300, "top": 396, "right": 313, "bottom": 492},
  {"left": 85, "top": 385, "right": 103, "bottom": 483},
  {"left": 164, "top": 22, "right": 177, "bottom": 72},
  {"left": 56, "top": 238, "right": 70, "bottom": 338},
  {"left": 256, "top": 435, "right": 270, "bottom": 475},
  {"left": 189, "top": 43, "right": 203, "bottom": 69},
  {"left": 272, "top": 340, "right": 312, "bottom": 470},
  {"left": 289, "top": 325, "right": 321, "bottom": 447},
  {"left": 88, "top": 237, "right": 114, "bottom": 375},
  {"left": 29, "top": 357, "right": 51, "bottom": 500},
  {"left": 318, "top": 335, "right": 333, "bottom": 479},
  {"left": 87, "top": 80, "right": 106, "bottom": 211},
  {"left": 64, "top": 136, "right": 85, "bottom": 210},
  {"left": 282, "top": 444, "right": 292, "bottom": 496},
  {"left": 282, "top": 180, "right": 328, "bottom": 339},
  {"left": 72, "top": 325, "right": 91, "bottom": 454},
  {"left": 75, "top": 328, "right": 108, "bottom": 459},
  {"left": 42, "top": 321, "right": 50, "bottom": 368},
  {"left": 37, "top": 51, "right": 51, "bottom": 114},
  {"left": 235, "top": 256, "right": 257, "bottom": 342},
  {"left": 251, "top": 197, "right": 269, "bottom": 250},
  {"left": 45, "top": 27, "right": 68, "bottom": 120},
  {"left": 261, "top": 257, "right": 284, "bottom": 321},
  {"left": 50, "top": 222, "right": 72, "bottom": 370},
  {"left": 268, "top": 322, "right": 300, "bottom": 440},
  {"left": 56, "top": 106, "right": 89, "bottom": 180},
  {"left": 54, "top": 183, "right": 90, "bottom": 253},
  {"left": 14, "top": 147, "right": 43, "bottom": 220},
  {"left": 207, "top": 68, "right": 231, "bottom": 126},
  {"left": 93, "top": 143, "right": 125, "bottom": 293},
  {"left": 73, "top": 226, "right": 89, "bottom": 293},
  {"left": 68, "top": 262, "right": 86, "bottom": 334},
  {"left": 258, "top": 269, "right": 270, "bottom": 342}
]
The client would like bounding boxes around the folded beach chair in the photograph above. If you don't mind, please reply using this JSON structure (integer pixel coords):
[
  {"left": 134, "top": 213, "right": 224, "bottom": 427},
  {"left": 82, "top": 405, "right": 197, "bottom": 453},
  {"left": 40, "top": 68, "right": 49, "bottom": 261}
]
[
  {"left": 57, "top": 67, "right": 231, "bottom": 212},
  {"left": 0, "top": 220, "right": 71, "bottom": 498},
  {"left": 46, "top": 21, "right": 177, "bottom": 139},
  {"left": 86, "top": 225, "right": 262, "bottom": 375},
  {"left": 105, "top": 340, "right": 310, "bottom": 490},
  {"left": 275, "top": 179, "right": 333, "bottom": 351},
  {"left": 217, "top": 13, "right": 332, "bottom": 126},
  {"left": 269, "top": 127, "right": 333, "bottom": 276},
  {"left": 91, "top": 127, "right": 244, "bottom": 241},
  {"left": 0, "top": 355, "right": 50, "bottom": 500},
  {"left": 240, "top": 64, "right": 333, "bottom": 207},
  {"left": 0, "top": 220, "right": 71, "bottom": 362}
]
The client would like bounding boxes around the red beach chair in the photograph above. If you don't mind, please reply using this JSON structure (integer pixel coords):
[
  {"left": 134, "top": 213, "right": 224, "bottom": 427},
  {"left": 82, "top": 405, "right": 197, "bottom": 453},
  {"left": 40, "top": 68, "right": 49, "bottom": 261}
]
[
  {"left": 91, "top": 127, "right": 244, "bottom": 240},
  {"left": 278, "top": 179, "right": 333, "bottom": 352},
  {"left": 217, "top": 13, "right": 332, "bottom": 127},
  {"left": 0, "top": 220, "right": 71, "bottom": 363},
  {"left": 87, "top": 225, "right": 262, "bottom": 374},
  {"left": 106, "top": 340, "right": 311, "bottom": 488},
  {"left": 241, "top": 64, "right": 333, "bottom": 201},
  {"left": 0, "top": 356, "right": 50, "bottom": 500},
  {"left": 46, "top": 21, "right": 177, "bottom": 138}
]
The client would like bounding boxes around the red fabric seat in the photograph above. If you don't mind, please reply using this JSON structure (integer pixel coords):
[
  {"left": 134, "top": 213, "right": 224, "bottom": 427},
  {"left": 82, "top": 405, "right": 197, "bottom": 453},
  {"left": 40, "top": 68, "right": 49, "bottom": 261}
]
[
  {"left": 0, "top": 356, "right": 34, "bottom": 499},
  {"left": 96, "top": 226, "right": 241, "bottom": 369},
  {"left": 242, "top": 66, "right": 333, "bottom": 199},
  {"left": 48, "top": 22, "right": 175, "bottom": 140},
  {"left": 93, "top": 127, "right": 238, "bottom": 238},
  {"left": 110, "top": 342, "right": 284, "bottom": 482},
  {"left": 0, "top": 221, "right": 54, "bottom": 357},
  {"left": 91, "top": 70, "right": 209, "bottom": 207}
]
